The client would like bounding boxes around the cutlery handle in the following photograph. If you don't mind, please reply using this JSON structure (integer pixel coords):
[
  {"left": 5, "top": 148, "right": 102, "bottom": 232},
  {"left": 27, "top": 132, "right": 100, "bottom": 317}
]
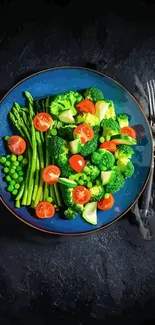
[{"left": 140, "top": 157, "right": 154, "bottom": 214}]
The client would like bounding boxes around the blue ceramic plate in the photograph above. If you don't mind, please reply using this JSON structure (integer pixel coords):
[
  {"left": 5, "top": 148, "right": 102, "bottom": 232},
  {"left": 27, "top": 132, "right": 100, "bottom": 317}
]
[{"left": 0, "top": 67, "right": 153, "bottom": 235}]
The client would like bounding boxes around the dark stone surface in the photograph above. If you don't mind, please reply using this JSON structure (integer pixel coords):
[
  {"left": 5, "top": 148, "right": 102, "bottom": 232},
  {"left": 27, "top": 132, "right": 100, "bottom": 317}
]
[{"left": 0, "top": 1, "right": 155, "bottom": 324}]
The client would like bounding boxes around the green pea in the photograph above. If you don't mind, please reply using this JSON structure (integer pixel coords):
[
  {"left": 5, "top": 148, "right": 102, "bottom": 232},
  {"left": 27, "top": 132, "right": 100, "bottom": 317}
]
[
  {"left": 87, "top": 176, "right": 91, "bottom": 182},
  {"left": 46, "top": 197, "right": 53, "bottom": 203},
  {"left": 12, "top": 189, "right": 18, "bottom": 195},
  {"left": 18, "top": 171, "right": 24, "bottom": 176},
  {"left": 16, "top": 166, "right": 22, "bottom": 171},
  {"left": 10, "top": 180, "right": 16, "bottom": 186},
  {"left": 79, "top": 180, "right": 84, "bottom": 185},
  {"left": 51, "top": 129, "right": 57, "bottom": 136},
  {"left": 11, "top": 154, "right": 17, "bottom": 161},
  {"left": 15, "top": 183, "right": 20, "bottom": 189},
  {"left": 6, "top": 154, "right": 11, "bottom": 159},
  {"left": 87, "top": 182, "right": 92, "bottom": 188},
  {"left": 18, "top": 155, "right": 23, "bottom": 162},
  {"left": 0, "top": 156, "right": 6, "bottom": 164},
  {"left": 10, "top": 168, "right": 16, "bottom": 174},
  {"left": 22, "top": 158, "right": 28, "bottom": 165},
  {"left": 18, "top": 176, "right": 23, "bottom": 183},
  {"left": 3, "top": 167, "right": 9, "bottom": 174},
  {"left": 6, "top": 175, "right": 11, "bottom": 182},
  {"left": 7, "top": 185, "right": 14, "bottom": 192},
  {"left": 13, "top": 161, "right": 19, "bottom": 167},
  {"left": 4, "top": 136, "right": 10, "bottom": 141},
  {"left": 4, "top": 161, "right": 10, "bottom": 167},
  {"left": 104, "top": 193, "right": 110, "bottom": 199},
  {"left": 12, "top": 173, "right": 18, "bottom": 180},
  {"left": 99, "top": 136, "right": 105, "bottom": 143}
]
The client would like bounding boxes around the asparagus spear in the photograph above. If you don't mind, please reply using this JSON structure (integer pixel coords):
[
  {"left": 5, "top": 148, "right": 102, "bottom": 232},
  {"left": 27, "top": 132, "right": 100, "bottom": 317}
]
[{"left": 24, "top": 92, "right": 37, "bottom": 205}]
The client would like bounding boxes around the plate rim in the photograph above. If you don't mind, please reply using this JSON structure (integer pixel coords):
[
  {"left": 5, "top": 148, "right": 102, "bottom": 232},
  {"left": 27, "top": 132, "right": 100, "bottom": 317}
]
[{"left": 0, "top": 66, "right": 154, "bottom": 236}]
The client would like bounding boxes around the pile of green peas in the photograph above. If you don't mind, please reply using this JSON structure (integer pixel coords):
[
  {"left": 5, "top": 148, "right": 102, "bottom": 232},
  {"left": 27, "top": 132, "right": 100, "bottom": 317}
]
[
  {"left": 0, "top": 154, "right": 28, "bottom": 196},
  {"left": 69, "top": 173, "right": 93, "bottom": 188}
]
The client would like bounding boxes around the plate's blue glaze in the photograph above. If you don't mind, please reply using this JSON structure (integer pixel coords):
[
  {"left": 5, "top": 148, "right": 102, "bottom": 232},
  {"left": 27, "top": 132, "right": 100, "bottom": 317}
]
[{"left": 0, "top": 68, "right": 153, "bottom": 234}]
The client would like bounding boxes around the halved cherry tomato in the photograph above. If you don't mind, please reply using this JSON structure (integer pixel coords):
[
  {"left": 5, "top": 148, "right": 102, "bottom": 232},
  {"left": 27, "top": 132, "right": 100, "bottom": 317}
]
[
  {"left": 121, "top": 126, "right": 136, "bottom": 139},
  {"left": 76, "top": 99, "right": 96, "bottom": 115},
  {"left": 100, "top": 141, "right": 117, "bottom": 153},
  {"left": 97, "top": 194, "right": 114, "bottom": 211},
  {"left": 33, "top": 112, "right": 52, "bottom": 132},
  {"left": 42, "top": 165, "right": 61, "bottom": 184},
  {"left": 72, "top": 186, "right": 91, "bottom": 204},
  {"left": 69, "top": 155, "right": 85, "bottom": 173},
  {"left": 36, "top": 201, "right": 55, "bottom": 219},
  {"left": 8, "top": 135, "right": 26, "bottom": 155},
  {"left": 73, "top": 124, "right": 94, "bottom": 144}
]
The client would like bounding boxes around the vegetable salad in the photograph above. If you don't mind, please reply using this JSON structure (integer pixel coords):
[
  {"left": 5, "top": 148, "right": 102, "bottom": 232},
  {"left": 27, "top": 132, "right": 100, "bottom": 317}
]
[{"left": 0, "top": 88, "right": 137, "bottom": 225}]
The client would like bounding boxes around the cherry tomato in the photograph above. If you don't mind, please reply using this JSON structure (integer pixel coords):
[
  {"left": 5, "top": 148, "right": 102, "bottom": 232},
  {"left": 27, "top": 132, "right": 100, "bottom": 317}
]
[
  {"left": 76, "top": 99, "right": 96, "bottom": 114},
  {"left": 73, "top": 124, "right": 94, "bottom": 144},
  {"left": 69, "top": 155, "right": 85, "bottom": 173},
  {"left": 100, "top": 141, "right": 117, "bottom": 153},
  {"left": 42, "top": 165, "right": 61, "bottom": 184},
  {"left": 97, "top": 194, "right": 114, "bottom": 210},
  {"left": 121, "top": 126, "right": 136, "bottom": 139},
  {"left": 33, "top": 112, "right": 52, "bottom": 132},
  {"left": 8, "top": 135, "right": 26, "bottom": 155},
  {"left": 35, "top": 201, "right": 55, "bottom": 219},
  {"left": 72, "top": 186, "right": 91, "bottom": 204}
]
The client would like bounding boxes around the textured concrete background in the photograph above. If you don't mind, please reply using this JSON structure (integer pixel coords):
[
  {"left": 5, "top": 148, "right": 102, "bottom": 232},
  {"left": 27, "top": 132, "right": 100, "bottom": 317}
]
[{"left": 0, "top": 1, "right": 155, "bottom": 324}]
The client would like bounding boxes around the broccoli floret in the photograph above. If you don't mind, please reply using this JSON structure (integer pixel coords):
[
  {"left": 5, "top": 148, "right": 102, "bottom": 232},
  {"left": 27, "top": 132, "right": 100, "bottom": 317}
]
[
  {"left": 116, "top": 113, "right": 129, "bottom": 128},
  {"left": 50, "top": 91, "right": 83, "bottom": 117},
  {"left": 83, "top": 162, "right": 100, "bottom": 182},
  {"left": 117, "top": 159, "right": 134, "bottom": 179},
  {"left": 80, "top": 130, "right": 99, "bottom": 156},
  {"left": 48, "top": 136, "right": 69, "bottom": 167},
  {"left": 90, "top": 185, "right": 105, "bottom": 202},
  {"left": 57, "top": 124, "right": 76, "bottom": 141},
  {"left": 101, "top": 118, "right": 120, "bottom": 138},
  {"left": 76, "top": 112, "right": 100, "bottom": 127},
  {"left": 61, "top": 187, "right": 84, "bottom": 212},
  {"left": 60, "top": 162, "right": 76, "bottom": 178},
  {"left": 104, "top": 100, "right": 116, "bottom": 120},
  {"left": 115, "top": 145, "right": 134, "bottom": 160},
  {"left": 64, "top": 207, "right": 78, "bottom": 219},
  {"left": 105, "top": 167, "right": 125, "bottom": 194},
  {"left": 92, "top": 149, "right": 115, "bottom": 171},
  {"left": 84, "top": 87, "right": 104, "bottom": 103}
]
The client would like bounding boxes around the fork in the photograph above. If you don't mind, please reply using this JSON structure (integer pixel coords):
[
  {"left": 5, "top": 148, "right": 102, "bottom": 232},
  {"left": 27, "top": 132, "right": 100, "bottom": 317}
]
[{"left": 139, "top": 80, "right": 155, "bottom": 217}]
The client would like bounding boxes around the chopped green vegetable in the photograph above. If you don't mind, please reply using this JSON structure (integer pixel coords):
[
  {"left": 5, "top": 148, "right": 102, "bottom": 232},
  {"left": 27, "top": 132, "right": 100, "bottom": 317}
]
[
  {"left": 117, "top": 159, "right": 134, "bottom": 179},
  {"left": 64, "top": 208, "right": 78, "bottom": 219},
  {"left": 92, "top": 149, "right": 115, "bottom": 171},
  {"left": 105, "top": 167, "right": 125, "bottom": 194},
  {"left": 115, "top": 145, "right": 134, "bottom": 160},
  {"left": 116, "top": 113, "right": 129, "bottom": 128},
  {"left": 84, "top": 87, "right": 104, "bottom": 103},
  {"left": 90, "top": 185, "right": 105, "bottom": 202},
  {"left": 50, "top": 90, "right": 83, "bottom": 117},
  {"left": 76, "top": 112, "right": 100, "bottom": 127},
  {"left": 101, "top": 118, "right": 120, "bottom": 138}
]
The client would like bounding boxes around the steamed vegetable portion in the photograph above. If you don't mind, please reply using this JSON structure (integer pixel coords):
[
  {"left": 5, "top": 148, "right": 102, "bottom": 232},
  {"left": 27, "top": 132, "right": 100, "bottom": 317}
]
[{"left": 0, "top": 87, "right": 137, "bottom": 225}]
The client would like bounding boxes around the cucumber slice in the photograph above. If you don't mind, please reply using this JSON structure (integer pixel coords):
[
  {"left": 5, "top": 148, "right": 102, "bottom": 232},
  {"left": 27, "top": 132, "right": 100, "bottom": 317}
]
[
  {"left": 82, "top": 202, "right": 97, "bottom": 225},
  {"left": 95, "top": 100, "right": 110, "bottom": 122},
  {"left": 101, "top": 171, "right": 115, "bottom": 185},
  {"left": 68, "top": 139, "right": 82, "bottom": 154},
  {"left": 59, "top": 109, "right": 75, "bottom": 124},
  {"left": 111, "top": 134, "right": 137, "bottom": 145},
  {"left": 58, "top": 177, "right": 77, "bottom": 188}
]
